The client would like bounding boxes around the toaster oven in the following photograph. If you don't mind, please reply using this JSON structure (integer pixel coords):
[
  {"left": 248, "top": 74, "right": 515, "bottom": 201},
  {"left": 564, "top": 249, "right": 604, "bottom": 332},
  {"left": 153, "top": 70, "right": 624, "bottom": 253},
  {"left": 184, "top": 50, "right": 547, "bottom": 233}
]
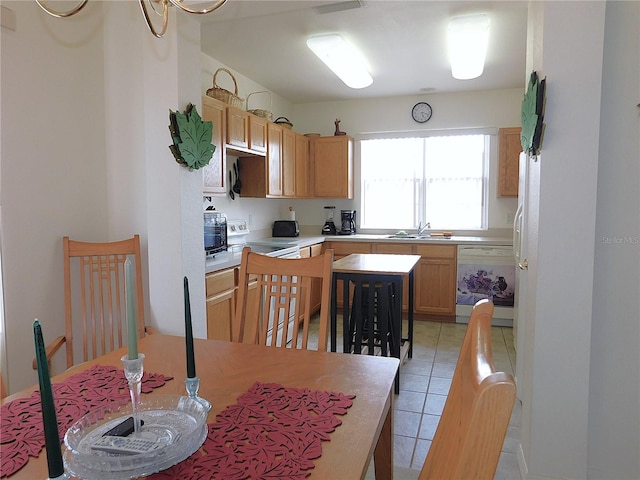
[{"left": 204, "top": 212, "right": 227, "bottom": 256}]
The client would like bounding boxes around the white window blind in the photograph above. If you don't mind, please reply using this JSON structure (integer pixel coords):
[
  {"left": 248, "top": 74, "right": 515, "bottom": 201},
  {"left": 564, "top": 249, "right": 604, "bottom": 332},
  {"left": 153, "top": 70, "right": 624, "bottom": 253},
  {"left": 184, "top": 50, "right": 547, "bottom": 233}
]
[{"left": 360, "top": 134, "right": 488, "bottom": 230}]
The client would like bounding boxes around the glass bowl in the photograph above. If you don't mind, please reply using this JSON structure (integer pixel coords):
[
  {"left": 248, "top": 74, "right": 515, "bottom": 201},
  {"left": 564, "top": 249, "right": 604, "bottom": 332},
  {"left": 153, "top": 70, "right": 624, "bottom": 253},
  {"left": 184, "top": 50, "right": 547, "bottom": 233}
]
[{"left": 64, "top": 395, "right": 208, "bottom": 480}]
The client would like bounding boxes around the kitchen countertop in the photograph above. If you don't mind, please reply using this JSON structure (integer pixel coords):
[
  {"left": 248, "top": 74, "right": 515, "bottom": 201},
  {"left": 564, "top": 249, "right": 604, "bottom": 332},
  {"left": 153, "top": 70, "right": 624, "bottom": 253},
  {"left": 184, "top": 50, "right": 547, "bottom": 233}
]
[
  {"left": 322, "top": 234, "right": 513, "bottom": 246},
  {"left": 205, "top": 234, "right": 511, "bottom": 274},
  {"left": 205, "top": 236, "right": 326, "bottom": 273}
]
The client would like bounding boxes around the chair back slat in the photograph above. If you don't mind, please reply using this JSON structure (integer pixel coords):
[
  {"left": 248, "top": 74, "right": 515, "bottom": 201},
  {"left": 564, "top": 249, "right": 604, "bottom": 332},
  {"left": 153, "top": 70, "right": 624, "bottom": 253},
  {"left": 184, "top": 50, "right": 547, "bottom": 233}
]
[
  {"left": 234, "top": 247, "right": 333, "bottom": 351},
  {"left": 419, "top": 299, "right": 516, "bottom": 480},
  {"left": 63, "top": 235, "right": 145, "bottom": 369}
]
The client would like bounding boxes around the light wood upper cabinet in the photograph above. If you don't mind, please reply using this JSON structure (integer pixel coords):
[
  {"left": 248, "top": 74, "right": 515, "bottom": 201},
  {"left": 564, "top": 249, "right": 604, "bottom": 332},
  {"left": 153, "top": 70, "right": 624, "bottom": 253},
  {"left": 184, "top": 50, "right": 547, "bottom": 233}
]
[
  {"left": 238, "top": 127, "right": 312, "bottom": 199},
  {"left": 266, "top": 122, "right": 283, "bottom": 197},
  {"left": 238, "top": 122, "right": 283, "bottom": 198},
  {"left": 294, "top": 134, "right": 311, "bottom": 198},
  {"left": 248, "top": 115, "right": 267, "bottom": 154},
  {"left": 312, "top": 136, "right": 354, "bottom": 199},
  {"left": 226, "top": 106, "right": 249, "bottom": 150},
  {"left": 282, "top": 128, "right": 296, "bottom": 198},
  {"left": 281, "top": 129, "right": 312, "bottom": 198},
  {"left": 226, "top": 106, "right": 267, "bottom": 157},
  {"left": 498, "top": 127, "right": 522, "bottom": 197},
  {"left": 201, "top": 96, "right": 227, "bottom": 195}
]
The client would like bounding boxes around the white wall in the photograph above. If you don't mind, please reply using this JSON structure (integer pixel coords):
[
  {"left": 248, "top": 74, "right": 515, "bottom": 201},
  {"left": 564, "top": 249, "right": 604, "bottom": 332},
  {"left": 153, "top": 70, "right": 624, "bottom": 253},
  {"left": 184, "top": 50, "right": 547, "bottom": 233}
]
[
  {"left": 199, "top": 54, "right": 291, "bottom": 235},
  {"left": 290, "top": 89, "right": 523, "bottom": 231},
  {"left": 518, "top": 2, "right": 639, "bottom": 479},
  {"left": 200, "top": 51, "right": 523, "bottom": 234},
  {"left": 0, "top": 1, "right": 207, "bottom": 392},
  {"left": 1, "top": 1, "right": 109, "bottom": 390},
  {"left": 588, "top": 1, "right": 640, "bottom": 478},
  {"left": 522, "top": 1, "right": 606, "bottom": 477}
]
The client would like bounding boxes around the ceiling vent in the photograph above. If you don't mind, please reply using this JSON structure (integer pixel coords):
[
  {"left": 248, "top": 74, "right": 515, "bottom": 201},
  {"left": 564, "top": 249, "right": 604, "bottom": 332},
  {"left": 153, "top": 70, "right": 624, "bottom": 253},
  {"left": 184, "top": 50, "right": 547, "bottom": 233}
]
[{"left": 313, "top": 1, "right": 366, "bottom": 15}]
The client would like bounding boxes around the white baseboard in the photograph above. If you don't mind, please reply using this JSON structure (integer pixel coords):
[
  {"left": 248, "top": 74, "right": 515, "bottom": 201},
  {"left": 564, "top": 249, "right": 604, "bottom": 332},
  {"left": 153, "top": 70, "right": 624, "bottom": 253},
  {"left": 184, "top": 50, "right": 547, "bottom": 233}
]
[{"left": 516, "top": 442, "right": 527, "bottom": 480}]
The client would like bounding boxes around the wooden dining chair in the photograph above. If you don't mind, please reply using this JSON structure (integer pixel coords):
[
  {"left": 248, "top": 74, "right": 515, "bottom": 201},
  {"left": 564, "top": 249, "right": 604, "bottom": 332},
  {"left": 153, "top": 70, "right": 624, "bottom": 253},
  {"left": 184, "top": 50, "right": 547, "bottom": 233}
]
[
  {"left": 419, "top": 299, "right": 516, "bottom": 480},
  {"left": 33, "top": 235, "right": 153, "bottom": 371},
  {"left": 233, "top": 246, "right": 334, "bottom": 351},
  {"left": 1, "top": 371, "right": 7, "bottom": 399}
]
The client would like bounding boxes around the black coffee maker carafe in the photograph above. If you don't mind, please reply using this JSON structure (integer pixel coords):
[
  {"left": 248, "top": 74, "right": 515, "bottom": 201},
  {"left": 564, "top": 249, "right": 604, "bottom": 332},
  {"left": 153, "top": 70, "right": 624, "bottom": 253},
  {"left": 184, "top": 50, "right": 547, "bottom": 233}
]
[{"left": 339, "top": 210, "right": 356, "bottom": 235}]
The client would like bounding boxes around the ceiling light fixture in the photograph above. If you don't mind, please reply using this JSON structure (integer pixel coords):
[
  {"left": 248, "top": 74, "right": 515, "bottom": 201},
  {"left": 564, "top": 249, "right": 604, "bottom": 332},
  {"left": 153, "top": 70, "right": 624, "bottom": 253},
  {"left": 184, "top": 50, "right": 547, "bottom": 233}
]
[
  {"left": 34, "top": 0, "right": 227, "bottom": 38},
  {"left": 306, "top": 34, "right": 373, "bottom": 89},
  {"left": 447, "top": 13, "right": 490, "bottom": 80}
]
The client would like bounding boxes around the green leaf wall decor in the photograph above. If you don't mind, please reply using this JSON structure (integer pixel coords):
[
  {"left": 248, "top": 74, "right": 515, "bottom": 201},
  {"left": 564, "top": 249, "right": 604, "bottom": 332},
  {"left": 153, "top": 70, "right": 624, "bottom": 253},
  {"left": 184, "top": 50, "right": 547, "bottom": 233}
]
[
  {"left": 168, "top": 103, "right": 216, "bottom": 171},
  {"left": 521, "top": 71, "right": 546, "bottom": 156}
]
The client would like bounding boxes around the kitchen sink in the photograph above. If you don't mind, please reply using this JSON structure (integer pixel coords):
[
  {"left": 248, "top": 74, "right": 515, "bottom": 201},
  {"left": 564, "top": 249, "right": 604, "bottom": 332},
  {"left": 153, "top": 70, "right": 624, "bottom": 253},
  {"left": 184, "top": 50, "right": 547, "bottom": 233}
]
[
  {"left": 386, "top": 234, "right": 453, "bottom": 240},
  {"left": 386, "top": 234, "right": 418, "bottom": 239}
]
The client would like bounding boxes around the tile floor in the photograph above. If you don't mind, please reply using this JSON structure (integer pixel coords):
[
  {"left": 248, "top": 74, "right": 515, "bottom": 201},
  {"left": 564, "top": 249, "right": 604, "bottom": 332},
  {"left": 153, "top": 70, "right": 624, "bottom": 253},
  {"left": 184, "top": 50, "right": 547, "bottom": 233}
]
[{"left": 313, "top": 317, "right": 522, "bottom": 479}]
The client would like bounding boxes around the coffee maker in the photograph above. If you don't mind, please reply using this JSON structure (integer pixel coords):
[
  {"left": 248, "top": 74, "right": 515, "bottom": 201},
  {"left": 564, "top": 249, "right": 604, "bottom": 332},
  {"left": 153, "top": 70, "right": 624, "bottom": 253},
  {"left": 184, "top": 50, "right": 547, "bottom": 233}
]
[
  {"left": 321, "top": 206, "right": 337, "bottom": 235},
  {"left": 339, "top": 210, "right": 356, "bottom": 235}
]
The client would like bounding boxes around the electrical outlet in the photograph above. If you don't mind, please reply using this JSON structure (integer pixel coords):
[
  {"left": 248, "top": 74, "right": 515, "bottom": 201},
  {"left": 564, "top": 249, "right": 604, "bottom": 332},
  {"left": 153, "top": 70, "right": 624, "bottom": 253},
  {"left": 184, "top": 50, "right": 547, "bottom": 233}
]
[{"left": 506, "top": 212, "right": 515, "bottom": 225}]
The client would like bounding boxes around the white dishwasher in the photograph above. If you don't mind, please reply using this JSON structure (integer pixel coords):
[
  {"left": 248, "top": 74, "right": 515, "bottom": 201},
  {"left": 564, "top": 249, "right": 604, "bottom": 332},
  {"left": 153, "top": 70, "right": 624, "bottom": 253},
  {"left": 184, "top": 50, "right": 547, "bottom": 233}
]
[{"left": 456, "top": 245, "right": 516, "bottom": 327}]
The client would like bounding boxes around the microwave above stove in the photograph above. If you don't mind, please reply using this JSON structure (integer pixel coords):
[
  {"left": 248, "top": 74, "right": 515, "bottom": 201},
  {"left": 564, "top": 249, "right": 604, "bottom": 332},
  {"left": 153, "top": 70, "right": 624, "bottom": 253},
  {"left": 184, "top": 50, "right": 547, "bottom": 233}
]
[{"left": 204, "top": 211, "right": 227, "bottom": 256}]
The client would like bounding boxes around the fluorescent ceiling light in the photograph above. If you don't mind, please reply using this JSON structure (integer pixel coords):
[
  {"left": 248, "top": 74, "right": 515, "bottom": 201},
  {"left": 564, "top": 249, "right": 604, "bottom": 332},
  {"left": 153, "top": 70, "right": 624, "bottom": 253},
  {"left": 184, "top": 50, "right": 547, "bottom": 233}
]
[
  {"left": 448, "top": 14, "right": 490, "bottom": 80},
  {"left": 307, "top": 34, "right": 373, "bottom": 89}
]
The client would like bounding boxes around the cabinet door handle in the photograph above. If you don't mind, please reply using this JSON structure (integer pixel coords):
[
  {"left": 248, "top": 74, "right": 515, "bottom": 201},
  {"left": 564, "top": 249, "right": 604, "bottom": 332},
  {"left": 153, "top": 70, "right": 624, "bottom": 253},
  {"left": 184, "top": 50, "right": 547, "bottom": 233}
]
[{"left": 518, "top": 259, "right": 529, "bottom": 270}]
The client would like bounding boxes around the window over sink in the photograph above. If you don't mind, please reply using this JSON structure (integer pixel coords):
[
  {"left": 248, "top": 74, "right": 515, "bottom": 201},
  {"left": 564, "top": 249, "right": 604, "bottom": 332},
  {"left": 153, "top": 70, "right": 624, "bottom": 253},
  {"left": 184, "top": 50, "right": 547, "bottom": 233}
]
[{"left": 359, "top": 130, "right": 490, "bottom": 231}]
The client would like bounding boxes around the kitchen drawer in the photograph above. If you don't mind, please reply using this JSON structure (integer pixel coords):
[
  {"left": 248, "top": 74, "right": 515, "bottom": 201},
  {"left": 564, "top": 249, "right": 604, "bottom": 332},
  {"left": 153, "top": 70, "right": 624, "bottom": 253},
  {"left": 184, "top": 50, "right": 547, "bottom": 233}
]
[
  {"left": 373, "top": 243, "right": 414, "bottom": 254},
  {"left": 206, "top": 268, "right": 235, "bottom": 297},
  {"left": 415, "top": 244, "right": 456, "bottom": 259},
  {"left": 324, "top": 241, "right": 371, "bottom": 256}
]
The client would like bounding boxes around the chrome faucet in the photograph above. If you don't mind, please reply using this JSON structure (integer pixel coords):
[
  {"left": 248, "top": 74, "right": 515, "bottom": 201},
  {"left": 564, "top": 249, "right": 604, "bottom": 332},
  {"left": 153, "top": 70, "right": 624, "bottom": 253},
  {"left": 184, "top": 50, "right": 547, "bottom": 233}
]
[{"left": 417, "top": 221, "right": 431, "bottom": 235}]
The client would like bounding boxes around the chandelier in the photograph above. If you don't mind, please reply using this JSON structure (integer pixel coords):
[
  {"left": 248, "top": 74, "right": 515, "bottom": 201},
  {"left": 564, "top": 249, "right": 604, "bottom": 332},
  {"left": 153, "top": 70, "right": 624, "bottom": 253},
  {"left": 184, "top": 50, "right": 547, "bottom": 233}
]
[{"left": 35, "top": 0, "right": 228, "bottom": 38}]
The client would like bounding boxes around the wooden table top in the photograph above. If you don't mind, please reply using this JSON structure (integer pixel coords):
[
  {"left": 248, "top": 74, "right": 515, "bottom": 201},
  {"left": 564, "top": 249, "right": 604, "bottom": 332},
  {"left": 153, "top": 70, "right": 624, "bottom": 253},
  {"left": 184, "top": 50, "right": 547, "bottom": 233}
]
[
  {"left": 333, "top": 253, "right": 421, "bottom": 275},
  {"left": 3, "top": 334, "right": 399, "bottom": 480}
]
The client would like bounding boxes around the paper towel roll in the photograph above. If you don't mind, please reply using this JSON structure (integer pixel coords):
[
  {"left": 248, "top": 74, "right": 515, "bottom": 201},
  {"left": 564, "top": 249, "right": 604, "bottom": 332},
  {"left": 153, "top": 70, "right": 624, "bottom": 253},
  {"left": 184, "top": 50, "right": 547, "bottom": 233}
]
[{"left": 289, "top": 210, "right": 296, "bottom": 221}]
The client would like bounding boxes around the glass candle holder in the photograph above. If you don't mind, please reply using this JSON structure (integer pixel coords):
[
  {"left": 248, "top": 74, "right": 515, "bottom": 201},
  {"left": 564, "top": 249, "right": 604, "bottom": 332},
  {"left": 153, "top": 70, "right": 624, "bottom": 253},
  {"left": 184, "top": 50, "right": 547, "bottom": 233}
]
[
  {"left": 46, "top": 472, "right": 71, "bottom": 480},
  {"left": 121, "top": 353, "right": 145, "bottom": 434},
  {"left": 185, "top": 377, "right": 212, "bottom": 413}
]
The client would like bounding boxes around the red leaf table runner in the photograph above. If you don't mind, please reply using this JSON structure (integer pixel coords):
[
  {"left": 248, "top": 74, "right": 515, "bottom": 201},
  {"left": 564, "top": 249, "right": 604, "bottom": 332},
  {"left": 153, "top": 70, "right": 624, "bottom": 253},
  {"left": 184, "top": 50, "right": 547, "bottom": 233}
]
[
  {"left": 0, "top": 364, "right": 172, "bottom": 477},
  {"left": 149, "top": 382, "right": 355, "bottom": 480}
]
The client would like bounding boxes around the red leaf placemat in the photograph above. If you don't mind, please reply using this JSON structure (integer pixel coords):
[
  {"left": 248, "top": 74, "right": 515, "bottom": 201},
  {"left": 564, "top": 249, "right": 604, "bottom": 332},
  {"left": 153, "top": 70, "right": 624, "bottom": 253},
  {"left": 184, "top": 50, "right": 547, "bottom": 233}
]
[
  {"left": 0, "top": 364, "right": 172, "bottom": 477},
  {"left": 149, "top": 382, "right": 355, "bottom": 480}
]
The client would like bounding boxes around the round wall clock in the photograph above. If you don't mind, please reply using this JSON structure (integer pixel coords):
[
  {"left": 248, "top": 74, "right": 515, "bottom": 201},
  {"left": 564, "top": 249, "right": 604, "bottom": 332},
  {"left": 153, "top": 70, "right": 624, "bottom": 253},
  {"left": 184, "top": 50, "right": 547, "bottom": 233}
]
[{"left": 411, "top": 102, "right": 432, "bottom": 123}]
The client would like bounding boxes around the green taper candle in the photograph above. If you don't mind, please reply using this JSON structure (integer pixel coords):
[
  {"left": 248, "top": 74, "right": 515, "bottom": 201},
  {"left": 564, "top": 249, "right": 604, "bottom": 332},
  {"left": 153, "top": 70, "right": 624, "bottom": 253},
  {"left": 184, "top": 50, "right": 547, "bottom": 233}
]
[
  {"left": 184, "top": 276, "right": 196, "bottom": 378},
  {"left": 33, "top": 320, "right": 65, "bottom": 478},
  {"left": 125, "top": 258, "right": 138, "bottom": 360}
]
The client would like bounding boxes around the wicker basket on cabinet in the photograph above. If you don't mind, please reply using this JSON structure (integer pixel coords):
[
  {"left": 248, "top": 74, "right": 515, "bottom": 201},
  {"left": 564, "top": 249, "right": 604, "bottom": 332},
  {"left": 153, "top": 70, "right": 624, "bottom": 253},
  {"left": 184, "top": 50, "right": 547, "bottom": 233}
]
[
  {"left": 206, "top": 68, "right": 244, "bottom": 108},
  {"left": 246, "top": 91, "right": 273, "bottom": 121}
]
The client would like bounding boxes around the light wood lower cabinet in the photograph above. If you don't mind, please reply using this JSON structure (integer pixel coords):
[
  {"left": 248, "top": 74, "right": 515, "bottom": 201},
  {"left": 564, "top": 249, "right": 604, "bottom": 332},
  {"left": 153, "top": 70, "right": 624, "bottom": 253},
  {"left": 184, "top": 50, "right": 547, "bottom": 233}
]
[
  {"left": 371, "top": 243, "right": 413, "bottom": 311},
  {"left": 300, "top": 243, "right": 324, "bottom": 313},
  {"left": 206, "top": 266, "right": 259, "bottom": 343},
  {"left": 206, "top": 241, "right": 457, "bottom": 341},
  {"left": 324, "top": 242, "right": 372, "bottom": 308},
  {"left": 325, "top": 241, "right": 457, "bottom": 317},
  {"left": 205, "top": 267, "right": 236, "bottom": 341},
  {"left": 414, "top": 245, "right": 457, "bottom": 316}
]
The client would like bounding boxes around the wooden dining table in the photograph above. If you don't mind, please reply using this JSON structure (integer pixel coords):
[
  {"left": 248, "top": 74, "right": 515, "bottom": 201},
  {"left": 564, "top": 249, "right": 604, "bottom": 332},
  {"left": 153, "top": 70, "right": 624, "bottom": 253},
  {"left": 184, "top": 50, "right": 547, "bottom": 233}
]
[{"left": 1, "top": 334, "right": 399, "bottom": 480}]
